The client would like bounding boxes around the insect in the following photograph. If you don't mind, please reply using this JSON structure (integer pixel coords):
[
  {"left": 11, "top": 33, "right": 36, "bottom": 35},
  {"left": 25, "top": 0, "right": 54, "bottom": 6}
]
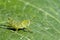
[{"left": 4, "top": 17, "right": 32, "bottom": 33}]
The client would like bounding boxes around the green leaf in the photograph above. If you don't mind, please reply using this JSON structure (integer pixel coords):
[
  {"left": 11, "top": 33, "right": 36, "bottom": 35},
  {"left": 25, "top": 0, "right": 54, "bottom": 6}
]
[{"left": 0, "top": 0, "right": 60, "bottom": 40}]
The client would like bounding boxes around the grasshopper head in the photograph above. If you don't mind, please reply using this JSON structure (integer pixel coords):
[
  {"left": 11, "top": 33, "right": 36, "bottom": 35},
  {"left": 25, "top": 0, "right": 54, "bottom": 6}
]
[{"left": 21, "top": 20, "right": 30, "bottom": 28}]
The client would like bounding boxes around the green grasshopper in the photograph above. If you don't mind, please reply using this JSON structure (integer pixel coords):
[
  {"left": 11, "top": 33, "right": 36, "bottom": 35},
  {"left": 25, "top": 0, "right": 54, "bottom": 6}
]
[{"left": 4, "top": 17, "right": 32, "bottom": 33}]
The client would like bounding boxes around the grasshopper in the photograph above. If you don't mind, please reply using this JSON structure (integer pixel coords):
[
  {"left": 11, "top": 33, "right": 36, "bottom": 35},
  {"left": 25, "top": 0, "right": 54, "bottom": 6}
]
[{"left": 4, "top": 17, "right": 32, "bottom": 33}]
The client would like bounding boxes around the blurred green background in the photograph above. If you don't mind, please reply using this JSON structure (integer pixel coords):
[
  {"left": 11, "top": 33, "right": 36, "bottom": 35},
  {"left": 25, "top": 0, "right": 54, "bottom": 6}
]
[{"left": 0, "top": 0, "right": 60, "bottom": 40}]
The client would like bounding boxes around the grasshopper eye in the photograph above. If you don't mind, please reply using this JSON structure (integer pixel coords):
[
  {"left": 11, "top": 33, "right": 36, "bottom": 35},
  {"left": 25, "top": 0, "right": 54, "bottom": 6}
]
[
  {"left": 8, "top": 17, "right": 13, "bottom": 21},
  {"left": 7, "top": 17, "right": 13, "bottom": 23}
]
